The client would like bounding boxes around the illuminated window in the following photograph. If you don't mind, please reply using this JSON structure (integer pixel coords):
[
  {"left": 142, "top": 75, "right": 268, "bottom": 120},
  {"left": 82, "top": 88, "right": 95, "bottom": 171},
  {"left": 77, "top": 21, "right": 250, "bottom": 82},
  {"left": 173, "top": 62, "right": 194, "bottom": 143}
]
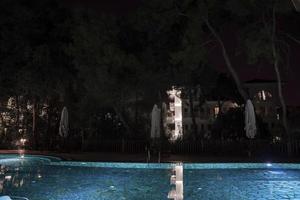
[
  {"left": 214, "top": 107, "right": 219, "bottom": 118},
  {"left": 262, "top": 90, "right": 266, "bottom": 101},
  {"left": 276, "top": 107, "right": 281, "bottom": 120},
  {"left": 255, "top": 90, "right": 272, "bottom": 101}
]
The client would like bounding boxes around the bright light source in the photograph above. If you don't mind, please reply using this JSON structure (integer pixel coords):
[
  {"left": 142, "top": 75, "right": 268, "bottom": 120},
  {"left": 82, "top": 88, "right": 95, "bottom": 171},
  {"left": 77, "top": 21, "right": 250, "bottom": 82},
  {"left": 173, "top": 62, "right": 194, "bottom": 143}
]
[
  {"left": 20, "top": 138, "right": 27, "bottom": 146},
  {"left": 275, "top": 136, "right": 281, "bottom": 141},
  {"left": 266, "top": 163, "right": 272, "bottom": 167}
]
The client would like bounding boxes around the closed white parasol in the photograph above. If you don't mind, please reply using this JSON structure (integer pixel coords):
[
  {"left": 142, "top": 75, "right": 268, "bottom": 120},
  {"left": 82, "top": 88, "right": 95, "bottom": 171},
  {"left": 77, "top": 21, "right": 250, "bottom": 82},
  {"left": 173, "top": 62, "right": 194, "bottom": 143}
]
[
  {"left": 150, "top": 104, "right": 161, "bottom": 139},
  {"left": 245, "top": 100, "right": 257, "bottom": 139},
  {"left": 59, "top": 107, "right": 69, "bottom": 138}
]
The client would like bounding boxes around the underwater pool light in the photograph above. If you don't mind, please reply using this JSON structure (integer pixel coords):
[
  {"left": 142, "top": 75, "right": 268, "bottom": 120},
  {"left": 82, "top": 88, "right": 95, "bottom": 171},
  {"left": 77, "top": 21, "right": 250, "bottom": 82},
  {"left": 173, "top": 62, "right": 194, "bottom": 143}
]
[{"left": 266, "top": 163, "right": 272, "bottom": 167}]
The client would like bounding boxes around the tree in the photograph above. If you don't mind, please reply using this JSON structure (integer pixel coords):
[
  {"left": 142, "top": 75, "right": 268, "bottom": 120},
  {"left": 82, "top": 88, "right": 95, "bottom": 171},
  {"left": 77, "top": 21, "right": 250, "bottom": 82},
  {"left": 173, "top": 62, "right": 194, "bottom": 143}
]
[
  {"left": 178, "top": 0, "right": 250, "bottom": 101},
  {"left": 69, "top": 0, "right": 188, "bottom": 139},
  {"left": 0, "top": 0, "right": 79, "bottom": 150},
  {"left": 226, "top": 0, "right": 294, "bottom": 153}
]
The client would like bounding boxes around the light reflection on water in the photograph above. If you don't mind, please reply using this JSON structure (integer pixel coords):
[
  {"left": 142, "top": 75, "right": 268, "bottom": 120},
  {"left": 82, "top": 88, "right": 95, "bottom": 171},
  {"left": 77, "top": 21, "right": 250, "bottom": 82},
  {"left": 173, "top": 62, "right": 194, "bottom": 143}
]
[
  {"left": 0, "top": 158, "right": 171, "bottom": 200},
  {"left": 1, "top": 157, "right": 300, "bottom": 200},
  {"left": 0, "top": 158, "right": 46, "bottom": 195}
]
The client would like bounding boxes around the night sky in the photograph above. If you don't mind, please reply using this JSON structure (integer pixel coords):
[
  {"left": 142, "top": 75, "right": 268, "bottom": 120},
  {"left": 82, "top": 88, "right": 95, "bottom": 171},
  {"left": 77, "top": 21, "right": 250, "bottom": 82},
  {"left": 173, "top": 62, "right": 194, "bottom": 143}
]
[
  {"left": 64, "top": 0, "right": 140, "bottom": 13},
  {"left": 211, "top": 31, "right": 300, "bottom": 106}
]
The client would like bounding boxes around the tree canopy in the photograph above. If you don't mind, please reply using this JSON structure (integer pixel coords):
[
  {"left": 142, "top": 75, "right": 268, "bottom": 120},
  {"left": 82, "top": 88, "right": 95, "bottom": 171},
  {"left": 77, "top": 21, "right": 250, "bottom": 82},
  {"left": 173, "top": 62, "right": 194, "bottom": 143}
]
[{"left": 0, "top": 0, "right": 299, "bottom": 150}]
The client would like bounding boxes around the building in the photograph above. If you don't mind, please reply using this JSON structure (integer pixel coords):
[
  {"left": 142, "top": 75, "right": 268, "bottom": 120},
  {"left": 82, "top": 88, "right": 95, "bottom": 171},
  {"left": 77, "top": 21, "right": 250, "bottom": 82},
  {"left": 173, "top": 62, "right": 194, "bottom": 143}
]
[
  {"left": 165, "top": 87, "right": 238, "bottom": 140},
  {"left": 245, "top": 79, "right": 282, "bottom": 135},
  {"left": 165, "top": 79, "right": 283, "bottom": 140},
  {"left": 166, "top": 88, "right": 183, "bottom": 140}
]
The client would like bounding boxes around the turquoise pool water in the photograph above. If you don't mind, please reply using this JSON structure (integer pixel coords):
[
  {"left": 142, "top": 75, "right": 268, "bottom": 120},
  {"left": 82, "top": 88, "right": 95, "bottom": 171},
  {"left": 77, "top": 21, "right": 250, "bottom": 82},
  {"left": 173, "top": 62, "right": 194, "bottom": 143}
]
[{"left": 1, "top": 154, "right": 300, "bottom": 199}]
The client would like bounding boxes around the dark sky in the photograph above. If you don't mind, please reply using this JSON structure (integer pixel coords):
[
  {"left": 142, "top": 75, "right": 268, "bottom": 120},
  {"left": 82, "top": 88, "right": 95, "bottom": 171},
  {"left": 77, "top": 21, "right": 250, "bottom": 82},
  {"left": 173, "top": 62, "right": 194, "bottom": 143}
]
[
  {"left": 212, "top": 44, "right": 300, "bottom": 106},
  {"left": 64, "top": 0, "right": 140, "bottom": 13},
  {"left": 244, "top": 44, "right": 300, "bottom": 107},
  {"left": 207, "top": 21, "right": 300, "bottom": 106},
  {"left": 238, "top": 63, "right": 300, "bottom": 106}
]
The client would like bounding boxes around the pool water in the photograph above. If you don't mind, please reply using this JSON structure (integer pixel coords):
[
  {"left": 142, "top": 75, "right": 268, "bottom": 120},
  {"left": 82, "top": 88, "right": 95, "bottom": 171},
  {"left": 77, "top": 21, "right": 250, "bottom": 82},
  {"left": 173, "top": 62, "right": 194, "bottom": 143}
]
[
  {"left": 186, "top": 169, "right": 300, "bottom": 200},
  {"left": 1, "top": 155, "right": 300, "bottom": 200}
]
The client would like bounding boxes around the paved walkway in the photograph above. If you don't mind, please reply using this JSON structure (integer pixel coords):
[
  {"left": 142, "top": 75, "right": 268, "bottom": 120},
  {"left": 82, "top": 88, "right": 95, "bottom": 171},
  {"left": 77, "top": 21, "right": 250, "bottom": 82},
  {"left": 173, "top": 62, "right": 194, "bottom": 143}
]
[{"left": 1, "top": 149, "right": 300, "bottom": 163}]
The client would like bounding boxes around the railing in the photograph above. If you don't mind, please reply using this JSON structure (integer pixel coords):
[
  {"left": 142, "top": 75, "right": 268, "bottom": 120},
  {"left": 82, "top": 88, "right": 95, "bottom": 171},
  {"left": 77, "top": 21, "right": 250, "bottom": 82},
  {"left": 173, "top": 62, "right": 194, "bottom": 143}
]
[
  {"left": 82, "top": 139, "right": 147, "bottom": 153},
  {"left": 81, "top": 139, "right": 300, "bottom": 156}
]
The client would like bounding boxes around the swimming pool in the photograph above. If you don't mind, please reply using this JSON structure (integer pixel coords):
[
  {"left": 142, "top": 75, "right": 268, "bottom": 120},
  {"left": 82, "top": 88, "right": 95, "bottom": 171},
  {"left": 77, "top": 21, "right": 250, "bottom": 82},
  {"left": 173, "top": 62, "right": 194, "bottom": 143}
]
[{"left": 1, "top": 154, "right": 300, "bottom": 200}]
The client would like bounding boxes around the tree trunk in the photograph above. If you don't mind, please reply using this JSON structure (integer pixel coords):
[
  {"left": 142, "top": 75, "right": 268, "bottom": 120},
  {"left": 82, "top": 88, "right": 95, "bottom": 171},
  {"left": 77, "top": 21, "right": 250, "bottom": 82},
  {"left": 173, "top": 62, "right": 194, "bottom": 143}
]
[
  {"left": 197, "top": 88, "right": 206, "bottom": 139},
  {"left": 188, "top": 87, "right": 197, "bottom": 139},
  {"left": 205, "top": 19, "right": 248, "bottom": 102},
  {"left": 24, "top": 106, "right": 29, "bottom": 143},
  {"left": 158, "top": 91, "right": 165, "bottom": 139},
  {"left": 32, "top": 99, "right": 39, "bottom": 150},
  {"left": 134, "top": 89, "right": 138, "bottom": 135},
  {"left": 15, "top": 95, "right": 20, "bottom": 139},
  {"left": 273, "top": 59, "right": 291, "bottom": 154},
  {"left": 12, "top": 95, "right": 20, "bottom": 140},
  {"left": 217, "top": 98, "right": 223, "bottom": 117},
  {"left": 0, "top": 112, "right": 4, "bottom": 141},
  {"left": 46, "top": 102, "right": 52, "bottom": 150},
  {"left": 271, "top": 7, "right": 291, "bottom": 155}
]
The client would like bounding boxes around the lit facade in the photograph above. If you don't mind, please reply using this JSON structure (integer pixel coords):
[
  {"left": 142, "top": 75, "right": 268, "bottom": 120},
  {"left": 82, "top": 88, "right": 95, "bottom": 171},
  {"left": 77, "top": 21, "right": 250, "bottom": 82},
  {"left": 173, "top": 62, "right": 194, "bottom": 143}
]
[
  {"left": 165, "top": 80, "right": 282, "bottom": 140},
  {"left": 166, "top": 88, "right": 183, "bottom": 140},
  {"left": 165, "top": 88, "right": 237, "bottom": 140}
]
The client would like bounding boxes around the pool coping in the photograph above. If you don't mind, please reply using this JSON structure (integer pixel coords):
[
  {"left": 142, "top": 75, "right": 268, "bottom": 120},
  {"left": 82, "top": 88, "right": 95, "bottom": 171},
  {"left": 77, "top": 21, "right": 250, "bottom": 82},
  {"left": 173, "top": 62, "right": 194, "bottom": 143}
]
[
  {"left": 49, "top": 161, "right": 300, "bottom": 169},
  {"left": 2, "top": 153, "right": 300, "bottom": 170},
  {"left": 2, "top": 150, "right": 300, "bottom": 165}
]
